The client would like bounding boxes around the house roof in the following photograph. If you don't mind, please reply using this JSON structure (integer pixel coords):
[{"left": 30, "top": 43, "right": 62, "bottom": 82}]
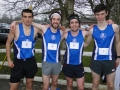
[{"left": 80, "top": 17, "right": 97, "bottom": 23}]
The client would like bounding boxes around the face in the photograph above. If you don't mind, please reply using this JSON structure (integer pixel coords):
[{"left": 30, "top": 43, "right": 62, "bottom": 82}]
[
  {"left": 95, "top": 10, "right": 108, "bottom": 23},
  {"left": 21, "top": 12, "right": 33, "bottom": 26},
  {"left": 50, "top": 15, "right": 61, "bottom": 29},
  {"left": 69, "top": 19, "right": 80, "bottom": 32}
]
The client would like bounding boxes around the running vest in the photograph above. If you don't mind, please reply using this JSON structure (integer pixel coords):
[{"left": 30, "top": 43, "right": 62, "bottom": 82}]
[
  {"left": 64, "top": 30, "right": 84, "bottom": 65},
  {"left": 42, "top": 28, "right": 61, "bottom": 63},
  {"left": 13, "top": 23, "right": 36, "bottom": 59},
  {"left": 92, "top": 24, "right": 116, "bottom": 60}
]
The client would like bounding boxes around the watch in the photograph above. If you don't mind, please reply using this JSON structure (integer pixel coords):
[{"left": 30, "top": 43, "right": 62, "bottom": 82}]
[
  {"left": 85, "top": 27, "right": 89, "bottom": 31},
  {"left": 117, "top": 56, "right": 120, "bottom": 58}
]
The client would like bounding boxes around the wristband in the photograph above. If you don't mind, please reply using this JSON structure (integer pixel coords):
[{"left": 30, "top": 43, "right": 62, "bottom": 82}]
[
  {"left": 85, "top": 27, "right": 89, "bottom": 31},
  {"left": 117, "top": 56, "right": 120, "bottom": 58}
]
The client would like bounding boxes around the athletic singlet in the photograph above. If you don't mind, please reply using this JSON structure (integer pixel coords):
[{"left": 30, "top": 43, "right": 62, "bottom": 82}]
[
  {"left": 64, "top": 30, "right": 84, "bottom": 65},
  {"left": 92, "top": 24, "right": 116, "bottom": 60},
  {"left": 13, "top": 23, "right": 36, "bottom": 59},
  {"left": 42, "top": 28, "right": 61, "bottom": 63}
]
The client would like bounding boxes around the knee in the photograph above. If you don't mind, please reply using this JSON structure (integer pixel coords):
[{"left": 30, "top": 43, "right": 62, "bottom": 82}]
[
  {"left": 43, "top": 87, "right": 49, "bottom": 90},
  {"left": 26, "top": 82, "right": 32, "bottom": 89},
  {"left": 107, "top": 83, "right": 114, "bottom": 90},
  {"left": 67, "top": 81, "right": 73, "bottom": 88},
  {"left": 52, "top": 82, "right": 57, "bottom": 87},
  {"left": 78, "top": 86, "right": 84, "bottom": 90},
  {"left": 92, "top": 81, "right": 100, "bottom": 87},
  {"left": 43, "top": 84, "right": 49, "bottom": 90}
]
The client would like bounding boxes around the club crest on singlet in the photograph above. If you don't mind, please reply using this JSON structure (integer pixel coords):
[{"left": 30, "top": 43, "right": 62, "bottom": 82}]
[
  {"left": 72, "top": 38, "right": 77, "bottom": 42},
  {"left": 51, "top": 35, "right": 56, "bottom": 40},
  {"left": 100, "top": 33, "right": 106, "bottom": 39}
]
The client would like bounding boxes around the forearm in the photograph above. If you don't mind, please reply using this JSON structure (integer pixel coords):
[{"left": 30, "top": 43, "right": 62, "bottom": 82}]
[
  {"left": 13, "top": 20, "right": 22, "bottom": 24},
  {"left": 32, "top": 22, "right": 43, "bottom": 30},
  {"left": 116, "top": 42, "right": 120, "bottom": 56},
  {"left": 6, "top": 42, "right": 12, "bottom": 61}
]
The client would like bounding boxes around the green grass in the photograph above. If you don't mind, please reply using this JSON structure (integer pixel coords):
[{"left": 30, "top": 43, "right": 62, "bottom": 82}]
[{"left": 0, "top": 38, "right": 100, "bottom": 84}]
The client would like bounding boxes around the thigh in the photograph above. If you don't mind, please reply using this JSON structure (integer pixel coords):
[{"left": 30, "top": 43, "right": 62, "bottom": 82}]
[
  {"left": 26, "top": 78, "right": 34, "bottom": 85},
  {"left": 42, "top": 74, "right": 51, "bottom": 86},
  {"left": 53, "top": 62, "right": 61, "bottom": 75},
  {"left": 76, "top": 76, "right": 84, "bottom": 89},
  {"left": 106, "top": 72, "right": 115, "bottom": 85},
  {"left": 25, "top": 57, "right": 38, "bottom": 78},
  {"left": 92, "top": 70, "right": 101, "bottom": 83},
  {"left": 42, "top": 61, "right": 52, "bottom": 75},
  {"left": 66, "top": 76, "right": 73, "bottom": 84},
  {"left": 51, "top": 74, "right": 59, "bottom": 83},
  {"left": 10, "top": 82, "right": 19, "bottom": 90}
]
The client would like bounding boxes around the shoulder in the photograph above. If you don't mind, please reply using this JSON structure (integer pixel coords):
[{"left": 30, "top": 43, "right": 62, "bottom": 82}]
[
  {"left": 112, "top": 24, "right": 119, "bottom": 32},
  {"left": 62, "top": 31, "right": 68, "bottom": 39},
  {"left": 112, "top": 24, "right": 119, "bottom": 28}
]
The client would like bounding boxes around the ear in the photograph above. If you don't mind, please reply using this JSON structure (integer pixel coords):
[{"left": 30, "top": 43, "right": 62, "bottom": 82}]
[{"left": 106, "top": 11, "right": 108, "bottom": 16}]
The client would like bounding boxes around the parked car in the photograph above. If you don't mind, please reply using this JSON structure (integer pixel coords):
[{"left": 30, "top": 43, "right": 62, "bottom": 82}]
[
  {"left": 0, "top": 23, "right": 10, "bottom": 28},
  {"left": 0, "top": 27, "right": 10, "bottom": 43}
]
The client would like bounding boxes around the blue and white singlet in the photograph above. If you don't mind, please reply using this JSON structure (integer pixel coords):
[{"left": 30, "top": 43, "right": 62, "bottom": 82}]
[
  {"left": 64, "top": 30, "right": 84, "bottom": 65},
  {"left": 92, "top": 24, "right": 116, "bottom": 60},
  {"left": 42, "top": 28, "right": 61, "bottom": 63},
  {"left": 13, "top": 23, "right": 36, "bottom": 59}
]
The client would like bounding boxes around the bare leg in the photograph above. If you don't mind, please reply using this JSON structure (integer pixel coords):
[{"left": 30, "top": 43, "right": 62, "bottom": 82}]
[
  {"left": 51, "top": 74, "right": 59, "bottom": 90},
  {"left": 42, "top": 74, "right": 51, "bottom": 90},
  {"left": 76, "top": 76, "right": 84, "bottom": 90},
  {"left": 106, "top": 72, "right": 115, "bottom": 90},
  {"left": 66, "top": 77, "right": 73, "bottom": 90},
  {"left": 91, "top": 71, "right": 100, "bottom": 90},
  {"left": 26, "top": 78, "right": 34, "bottom": 90},
  {"left": 10, "top": 82, "right": 19, "bottom": 90}
]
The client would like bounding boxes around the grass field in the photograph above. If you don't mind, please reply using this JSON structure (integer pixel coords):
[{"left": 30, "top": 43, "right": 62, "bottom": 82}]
[{"left": 0, "top": 38, "right": 105, "bottom": 84}]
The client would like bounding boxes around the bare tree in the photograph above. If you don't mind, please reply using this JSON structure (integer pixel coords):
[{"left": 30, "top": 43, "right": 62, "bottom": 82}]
[
  {"left": 1, "top": 0, "right": 89, "bottom": 26},
  {"left": 1, "top": 0, "right": 119, "bottom": 25},
  {"left": 110, "top": 0, "right": 120, "bottom": 24}
]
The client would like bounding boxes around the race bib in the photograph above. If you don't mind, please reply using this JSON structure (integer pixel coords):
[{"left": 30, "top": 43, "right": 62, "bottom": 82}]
[
  {"left": 22, "top": 41, "right": 32, "bottom": 48},
  {"left": 70, "top": 42, "right": 79, "bottom": 49},
  {"left": 48, "top": 43, "right": 57, "bottom": 50},
  {"left": 99, "top": 48, "right": 109, "bottom": 55}
]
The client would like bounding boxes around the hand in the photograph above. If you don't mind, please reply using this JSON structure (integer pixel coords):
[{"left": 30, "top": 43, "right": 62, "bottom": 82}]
[
  {"left": 10, "top": 21, "right": 17, "bottom": 34},
  {"left": 59, "top": 26, "right": 66, "bottom": 31},
  {"left": 8, "top": 60, "right": 14, "bottom": 68},
  {"left": 115, "top": 58, "right": 120, "bottom": 67},
  {"left": 86, "top": 24, "right": 95, "bottom": 31},
  {"left": 44, "top": 24, "right": 50, "bottom": 28},
  {"left": 107, "top": 19, "right": 114, "bottom": 24}
]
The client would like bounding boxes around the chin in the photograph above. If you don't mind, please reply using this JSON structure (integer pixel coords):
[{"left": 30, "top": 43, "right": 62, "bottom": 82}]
[
  {"left": 72, "top": 29, "right": 78, "bottom": 32},
  {"left": 52, "top": 25, "right": 59, "bottom": 29}
]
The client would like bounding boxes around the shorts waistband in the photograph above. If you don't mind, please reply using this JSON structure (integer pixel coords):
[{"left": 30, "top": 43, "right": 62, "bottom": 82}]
[{"left": 14, "top": 56, "right": 35, "bottom": 62}]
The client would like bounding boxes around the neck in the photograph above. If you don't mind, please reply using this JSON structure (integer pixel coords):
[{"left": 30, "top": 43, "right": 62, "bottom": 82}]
[
  {"left": 23, "top": 23, "right": 31, "bottom": 31},
  {"left": 50, "top": 26, "right": 57, "bottom": 33},
  {"left": 97, "top": 20, "right": 108, "bottom": 27},
  {"left": 71, "top": 30, "right": 79, "bottom": 36}
]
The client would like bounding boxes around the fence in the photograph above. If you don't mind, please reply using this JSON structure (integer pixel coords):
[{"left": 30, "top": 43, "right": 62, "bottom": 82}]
[{"left": 0, "top": 49, "right": 107, "bottom": 90}]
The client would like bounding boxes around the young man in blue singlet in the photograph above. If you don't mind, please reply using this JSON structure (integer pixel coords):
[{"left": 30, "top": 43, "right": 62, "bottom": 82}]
[
  {"left": 61, "top": 14, "right": 88, "bottom": 90},
  {"left": 6, "top": 9, "right": 40, "bottom": 90},
  {"left": 84, "top": 4, "right": 120, "bottom": 90}
]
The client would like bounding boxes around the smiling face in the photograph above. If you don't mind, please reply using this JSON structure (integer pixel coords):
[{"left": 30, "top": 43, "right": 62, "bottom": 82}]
[
  {"left": 69, "top": 19, "right": 80, "bottom": 32},
  {"left": 50, "top": 15, "right": 61, "bottom": 29},
  {"left": 21, "top": 12, "right": 33, "bottom": 26}
]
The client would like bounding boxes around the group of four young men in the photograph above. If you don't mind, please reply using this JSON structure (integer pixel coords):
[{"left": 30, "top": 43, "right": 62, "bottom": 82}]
[{"left": 6, "top": 3, "right": 120, "bottom": 90}]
